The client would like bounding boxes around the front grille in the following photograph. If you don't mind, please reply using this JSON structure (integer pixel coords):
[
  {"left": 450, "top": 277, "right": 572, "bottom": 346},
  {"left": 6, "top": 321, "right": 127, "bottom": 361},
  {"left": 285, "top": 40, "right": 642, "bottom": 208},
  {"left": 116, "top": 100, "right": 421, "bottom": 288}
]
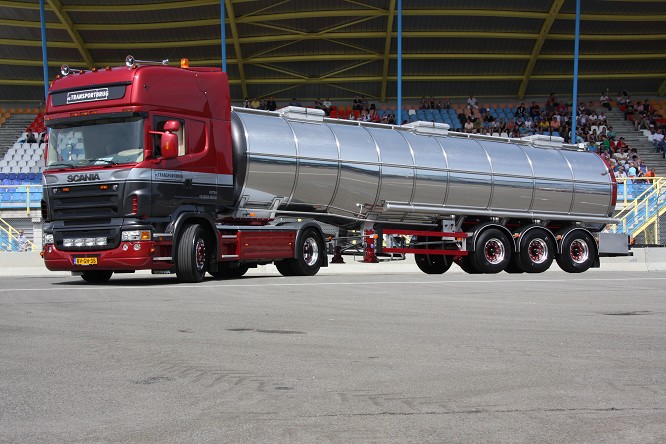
[{"left": 48, "top": 183, "right": 123, "bottom": 220}]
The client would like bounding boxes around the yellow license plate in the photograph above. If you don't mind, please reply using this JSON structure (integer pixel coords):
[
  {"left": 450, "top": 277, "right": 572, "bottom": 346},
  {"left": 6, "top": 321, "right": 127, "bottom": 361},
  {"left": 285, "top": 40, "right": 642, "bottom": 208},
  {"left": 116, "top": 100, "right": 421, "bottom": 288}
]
[{"left": 74, "top": 257, "right": 98, "bottom": 265}]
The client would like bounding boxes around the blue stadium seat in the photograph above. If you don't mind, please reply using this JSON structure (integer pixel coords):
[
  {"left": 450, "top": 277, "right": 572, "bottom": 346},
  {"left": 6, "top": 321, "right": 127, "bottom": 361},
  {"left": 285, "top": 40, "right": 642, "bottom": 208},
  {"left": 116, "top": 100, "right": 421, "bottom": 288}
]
[{"left": 0, "top": 173, "right": 6, "bottom": 181}]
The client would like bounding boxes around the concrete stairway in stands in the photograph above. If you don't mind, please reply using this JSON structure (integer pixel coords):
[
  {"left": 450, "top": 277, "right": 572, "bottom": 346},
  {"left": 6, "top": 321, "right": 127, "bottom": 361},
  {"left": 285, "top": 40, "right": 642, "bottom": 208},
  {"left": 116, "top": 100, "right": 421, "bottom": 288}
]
[
  {"left": 0, "top": 114, "right": 37, "bottom": 157},
  {"left": 603, "top": 107, "right": 665, "bottom": 177}
]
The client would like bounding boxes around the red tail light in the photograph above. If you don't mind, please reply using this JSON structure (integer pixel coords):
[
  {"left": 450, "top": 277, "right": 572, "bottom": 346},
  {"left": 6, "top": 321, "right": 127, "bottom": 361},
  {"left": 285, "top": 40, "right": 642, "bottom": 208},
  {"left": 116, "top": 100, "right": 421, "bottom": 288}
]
[{"left": 132, "top": 195, "right": 138, "bottom": 214}]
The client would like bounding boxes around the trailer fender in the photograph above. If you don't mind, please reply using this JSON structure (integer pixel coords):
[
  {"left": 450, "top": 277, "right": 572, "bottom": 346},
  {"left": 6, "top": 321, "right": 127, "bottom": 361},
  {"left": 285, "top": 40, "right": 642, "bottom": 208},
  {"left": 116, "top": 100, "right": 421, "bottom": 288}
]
[
  {"left": 277, "top": 221, "right": 328, "bottom": 267},
  {"left": 513, "top": 225, "right": 556, "bottom": 253},
  {"left": 467, "top": 222, "right": 513, "bottom": 253}
]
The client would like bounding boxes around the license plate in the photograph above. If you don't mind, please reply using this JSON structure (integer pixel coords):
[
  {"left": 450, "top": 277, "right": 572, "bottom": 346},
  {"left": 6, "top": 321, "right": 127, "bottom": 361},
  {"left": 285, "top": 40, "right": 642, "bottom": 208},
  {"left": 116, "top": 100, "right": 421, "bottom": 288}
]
[{"left": 74, "top": 257, "right": 98, "bottom": 265}]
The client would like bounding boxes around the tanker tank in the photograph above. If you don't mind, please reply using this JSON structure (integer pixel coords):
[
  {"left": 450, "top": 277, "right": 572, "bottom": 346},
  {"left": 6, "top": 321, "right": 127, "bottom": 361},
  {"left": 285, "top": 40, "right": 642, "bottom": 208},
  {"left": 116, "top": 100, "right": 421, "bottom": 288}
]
[{"left": 230, "top": 106, "right": 616, "bottom": 227}]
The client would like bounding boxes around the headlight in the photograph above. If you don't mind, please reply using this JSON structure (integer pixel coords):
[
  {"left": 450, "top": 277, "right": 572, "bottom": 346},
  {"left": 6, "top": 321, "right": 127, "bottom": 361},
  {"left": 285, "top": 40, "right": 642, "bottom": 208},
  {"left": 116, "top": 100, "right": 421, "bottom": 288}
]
[
  {"left": 121, "top": 230, "right": 151, "bottom": 241},
  {"left": 43, "top": 233, "right": 54, "bottom": 244}
]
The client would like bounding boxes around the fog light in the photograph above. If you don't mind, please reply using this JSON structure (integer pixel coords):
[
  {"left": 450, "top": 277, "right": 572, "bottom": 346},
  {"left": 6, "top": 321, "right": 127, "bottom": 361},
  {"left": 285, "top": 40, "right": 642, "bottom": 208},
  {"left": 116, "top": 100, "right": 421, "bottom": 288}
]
[
  {"left": 63, "top": 238, "right": 73, "bottom": 247},
  {"left": 122, "top": 244, "right": 129, "bottom": 251},
  {"left": 74, "top": 238, "right": 85, "bottom": 247},
  {"left": 96, "top": 237, "right": 107, "bottom": 246},
  {"left": 133, "top": 244, "right": 141, "bottom": 251}
]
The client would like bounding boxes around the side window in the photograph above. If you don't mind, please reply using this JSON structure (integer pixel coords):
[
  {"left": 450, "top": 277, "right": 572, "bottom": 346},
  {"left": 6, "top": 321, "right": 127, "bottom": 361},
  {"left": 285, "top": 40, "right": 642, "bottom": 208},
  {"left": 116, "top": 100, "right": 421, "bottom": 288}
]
[{"left": 153, "top": 116, "right": 185, "bottom": 157}]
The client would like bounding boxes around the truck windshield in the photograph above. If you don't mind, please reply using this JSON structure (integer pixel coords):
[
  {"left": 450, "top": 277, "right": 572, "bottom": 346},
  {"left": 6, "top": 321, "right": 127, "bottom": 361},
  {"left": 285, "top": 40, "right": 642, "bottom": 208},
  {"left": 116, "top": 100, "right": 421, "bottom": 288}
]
[{"left": 47, "top": 116, "right": 144, "bottom": 167}]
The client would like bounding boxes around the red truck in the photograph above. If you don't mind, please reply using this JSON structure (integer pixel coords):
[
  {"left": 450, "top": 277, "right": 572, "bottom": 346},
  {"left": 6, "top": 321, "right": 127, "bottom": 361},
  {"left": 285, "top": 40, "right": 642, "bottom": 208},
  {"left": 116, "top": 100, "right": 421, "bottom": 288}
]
[{"left": 41, "top": 56, "right": 628, "bottom": 283}]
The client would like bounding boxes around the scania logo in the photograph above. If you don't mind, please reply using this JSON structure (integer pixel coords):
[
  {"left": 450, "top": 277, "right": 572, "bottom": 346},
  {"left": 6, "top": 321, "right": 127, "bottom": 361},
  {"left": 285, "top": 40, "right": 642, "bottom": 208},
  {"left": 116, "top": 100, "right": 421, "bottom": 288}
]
[{"left": 67, "top": 173, "right": 101, "bottom": 182}]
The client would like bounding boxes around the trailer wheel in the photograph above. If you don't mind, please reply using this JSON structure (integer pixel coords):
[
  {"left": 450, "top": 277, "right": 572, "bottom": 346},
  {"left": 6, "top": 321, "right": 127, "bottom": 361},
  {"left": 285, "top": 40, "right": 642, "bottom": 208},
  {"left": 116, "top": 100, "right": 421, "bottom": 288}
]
[
  {"left": 275, "top": 260, "right": 296, "bottom": 276},
  {"left": 556, "top": 231, "right": 595, "bottom": 273},
  {"left": 413, "top": 236, "right": 452, "bottom": 274},
  {"left": 470, "top": 228, "right": 511, "bottom": 273},
  {"left": 415, "top": 253, "right": 452, "bottom": 274},
  {"left": 516, "top": 230, "right": 554, "bottom": 273},
  {"left": 81, "top": 270, "right": 113, "bottom": 283},
  {"left": 281, "top": 228, "right": 323, "bottom": 276},
  {"left": 455, "top": 256, "right": 481, "bottom": 274},
  {"left": 210, "top": 263, "right": 249, "bottom": 279},
  {"left": 176, "top": 223, "right": 208, "bottom": 283}
]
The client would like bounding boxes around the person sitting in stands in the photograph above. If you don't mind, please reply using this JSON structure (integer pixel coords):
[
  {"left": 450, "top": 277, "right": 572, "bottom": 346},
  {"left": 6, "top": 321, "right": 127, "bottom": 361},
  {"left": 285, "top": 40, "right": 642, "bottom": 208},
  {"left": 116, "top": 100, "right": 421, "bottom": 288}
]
[
  {"left": 266, "top": 96, "right": 277, "bottom": 112},
  {"left": 466, "top": 95, "right": 479, "bottom": 111},
  {"left": 288, "top": 98, "right": 301, "bottom": 107},
  {"left": 25, "top": 130, "right": 37, "bottom": 144},
  {"left": 322, "top": 98, "right": 332, "bottom": 115},
  {"left": 529, "top": 101, "right": 541, "bottom": 118}
]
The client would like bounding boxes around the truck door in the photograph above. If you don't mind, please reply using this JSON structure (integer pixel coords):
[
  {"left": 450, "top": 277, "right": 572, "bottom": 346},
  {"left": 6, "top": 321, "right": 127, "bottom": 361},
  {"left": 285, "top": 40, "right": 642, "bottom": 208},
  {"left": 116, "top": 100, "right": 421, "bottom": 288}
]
[{"left": 150, "top": 115, "right": 216, "bottom": 216}]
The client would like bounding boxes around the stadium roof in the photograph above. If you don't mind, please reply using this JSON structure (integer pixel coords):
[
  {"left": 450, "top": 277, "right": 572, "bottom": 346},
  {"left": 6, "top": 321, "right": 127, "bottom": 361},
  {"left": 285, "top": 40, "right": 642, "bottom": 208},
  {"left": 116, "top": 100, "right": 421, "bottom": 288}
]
[{"left": 1, "top": 0, "right": 665, "bottom": 105}]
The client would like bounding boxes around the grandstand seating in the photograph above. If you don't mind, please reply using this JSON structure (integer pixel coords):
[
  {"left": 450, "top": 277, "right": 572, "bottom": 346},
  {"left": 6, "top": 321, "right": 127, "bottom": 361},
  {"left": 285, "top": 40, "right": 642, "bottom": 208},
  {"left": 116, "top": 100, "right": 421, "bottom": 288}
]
[{"left": 0, "top": 111, "right": 45, "bottom": 208}]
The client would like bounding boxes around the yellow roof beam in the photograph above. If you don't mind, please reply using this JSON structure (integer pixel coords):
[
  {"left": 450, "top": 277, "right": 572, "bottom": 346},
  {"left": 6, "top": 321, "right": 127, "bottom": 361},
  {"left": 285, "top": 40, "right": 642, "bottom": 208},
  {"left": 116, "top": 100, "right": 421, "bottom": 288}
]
[
  {"left": 4, "top": 72, "right": 666, "bottom": 88},
  {"left": 518, "top": 0, "right": 564, "bottom": 99},
  {"left": 47, "top": 0, "right": 95, "bottom": 68},
  {"left": 380, "top": 0, "right": 396, "bottom": 102},
  {"left": 225, "top": 0, "right": 247, "bottom": 100}
]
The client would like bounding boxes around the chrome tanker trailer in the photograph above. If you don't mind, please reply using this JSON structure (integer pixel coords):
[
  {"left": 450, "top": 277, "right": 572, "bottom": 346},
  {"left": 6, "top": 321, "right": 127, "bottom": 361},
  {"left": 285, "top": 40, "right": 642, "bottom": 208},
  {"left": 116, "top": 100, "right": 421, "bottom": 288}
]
[
  {"left": 41, "top": 60, "right": 628, "bottom": 283},
  {"left": 230, "top": 106, "right": 627, "bottom": 275}
]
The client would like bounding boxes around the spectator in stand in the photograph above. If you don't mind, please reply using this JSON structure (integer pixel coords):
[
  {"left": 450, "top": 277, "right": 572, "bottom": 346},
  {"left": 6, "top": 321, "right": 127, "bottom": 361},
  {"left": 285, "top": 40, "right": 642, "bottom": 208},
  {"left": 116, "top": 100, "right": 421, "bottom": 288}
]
[
  {"left": 466, "top": 94, "right": 479, "bottom": 111},
  {"left": 419, "top": 96, "right": 428, "bottom": 109},
  {"left": 498, "top": 118, "right": 507, "bottom": 134},
  {"left": 25, "top": 130, "right": 37, "bottom": 144},
  {"left": 545, "top": 93, "right": 557, "bottom": 114},
  {"left": 313, "top": 98, "right": 323, "bottom": 110},
  {"left": 617, "top": 90, "right": 630, "bottom": 108},
  {"left": 482, "top": 110, "right": 495, "bottom": 129},
  {"left": 653, "top": 129, "right": 665, "bottom": 153},
  {"left": 442, "top": 98, "right": 451, "bottom": 109},
  {"left": 515, "top": 102, "right": 527, "bottom": 119},
  {"left": 387, "top": 112, "right": 396, "bottom": 125},
  {"left": 550, "top": 115, "right": 561, "bottom": 133},
  {"left": 615, "top": 166, "right": 627, "bottom": 180},
  {"left": 586, "top": 139, "right": 597, "bottom": 153},
  {"left": 250, "top": 97, "right": 261, "bottom": 109},
  {"left": 322, "top": 98, "right": 332, "bottom": 115},
  {"left": 600, "top": 89, "right": 612, "bottom": 110},
  {"left": 607, "top": 125, "right": 616, "bottom": 141},
  {"left": 429, "top": 96, "right": 436, "bottom": 110},
  {"left": 266, "top": 96, "right": 277, "bottom": 111},
  {"left": 242, "top": 97, "right": 250, "bottom": 108},
  {"left": 529, "top": 101, "right": 541, "bottom": 118},
  {"left": 556, "top": 101, "right": 568, "bottom": 117},
  {"left": 645, "top": 167, "right": 656, "bottom": 183},
  {"left": 289, "top": 98, "right": 302, "bottom": 107},
  {"left": 361, "top": 96, "right": 369, "bottom": 111},
  {"left": 17, "top": 230, "right": 28, "bottom": 252},
  {"left": 615, "top": 137, "right": 628, "bottom": 151},
  {"left": 599, "top": 135, "right": 611, "bottom": 153},
  {"left": 352, "top": 96, "right": 363, "bottom": 111},
  {"left": 464, "top": 116, "right": 474, "bottom": 133},
  {"left": 38, "top": 132, "right": 46, "bottom": 145}
]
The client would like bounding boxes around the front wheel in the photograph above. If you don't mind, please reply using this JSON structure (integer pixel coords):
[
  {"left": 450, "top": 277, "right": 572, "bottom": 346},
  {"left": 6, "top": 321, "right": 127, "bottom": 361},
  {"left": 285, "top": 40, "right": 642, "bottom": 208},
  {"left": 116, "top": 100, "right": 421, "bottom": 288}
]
[
  {"left": 556, "top": 231, "right": 596, "bottom": 273},
  {"left": 81, "top": 270, "right": 113, "bottom": 283},
  {"left": 176, "top": 224, "right": 208, "bottom": 283}
]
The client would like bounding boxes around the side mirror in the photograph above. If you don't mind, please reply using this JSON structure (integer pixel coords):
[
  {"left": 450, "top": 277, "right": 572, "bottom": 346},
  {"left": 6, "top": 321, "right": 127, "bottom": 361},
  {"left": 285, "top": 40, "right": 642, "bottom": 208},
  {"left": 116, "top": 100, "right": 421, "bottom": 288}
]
[
  {"left": 149, "top": 120, "right": 180, "bottom": 160},
  {"left": 161, "top": 132, "right": 178, "bottom": 159}
]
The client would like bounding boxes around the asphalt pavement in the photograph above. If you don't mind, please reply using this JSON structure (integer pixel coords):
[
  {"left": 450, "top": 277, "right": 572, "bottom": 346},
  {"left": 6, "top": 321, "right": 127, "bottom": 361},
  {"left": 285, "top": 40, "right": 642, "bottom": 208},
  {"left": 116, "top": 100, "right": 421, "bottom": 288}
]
[{"left": 0, "top": 260, "right": 664, "bottom": 443}]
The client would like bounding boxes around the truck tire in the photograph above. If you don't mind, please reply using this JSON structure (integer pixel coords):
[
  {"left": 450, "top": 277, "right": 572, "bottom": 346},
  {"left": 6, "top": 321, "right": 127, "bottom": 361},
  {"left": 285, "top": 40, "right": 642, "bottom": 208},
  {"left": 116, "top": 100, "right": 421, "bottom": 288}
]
[
  {"left": 415, "top": 254, "right": 452, "bottom": 274},
  {"left": 210, "top": 263, "right": 249, "bottom": 279},
  {"left": 455, "top": 256, "right": 481, "bottom": 274},
  {"left": 556, "top": 231, "right": 595, "bottom": 273},
  {"left": 81, "top": 270, "right": 113, "bottom": 283},
  {"left": 275, "top": 260, "right": 296, "bottom": 276},
  {"left": 282, "top": 228, "right": 323, "bottom": 276},
  {"left": 516, "top": 230, "right": 554, "bottom": 273},
  {"left": 470, "top": 228, "right": 511, "bottom": 274},
  {"left": 176, "top": 223, "right": 208, "bottom": 283}
]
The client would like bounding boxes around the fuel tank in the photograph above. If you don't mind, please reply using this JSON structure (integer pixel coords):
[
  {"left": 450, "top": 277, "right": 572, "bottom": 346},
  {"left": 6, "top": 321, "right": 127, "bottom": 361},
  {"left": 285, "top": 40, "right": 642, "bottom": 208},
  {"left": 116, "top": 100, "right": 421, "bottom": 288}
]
[{"left": 230, "top": 107, "right": 615, "bottom": 225}]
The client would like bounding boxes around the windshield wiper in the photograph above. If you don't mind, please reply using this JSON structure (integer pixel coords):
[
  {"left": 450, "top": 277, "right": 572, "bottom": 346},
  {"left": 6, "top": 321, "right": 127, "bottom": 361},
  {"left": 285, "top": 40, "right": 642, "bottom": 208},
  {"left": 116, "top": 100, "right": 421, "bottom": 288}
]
[
  {"left": 47, "top": 162, "right": 77, "bottom": 169},
  {"left": 82, "top": 158, "right": 118, "bottom": 166}
]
